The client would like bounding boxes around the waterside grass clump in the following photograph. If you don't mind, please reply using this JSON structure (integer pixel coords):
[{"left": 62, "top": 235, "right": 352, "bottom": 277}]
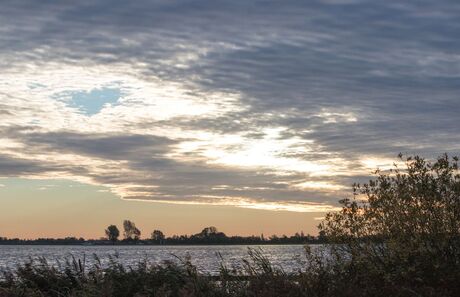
[
  {"left": 0, "top": 244, "right": 458, "bottom": 297},
  {"left": 0, "top": 248, "right": 315, "bottom": 297}
]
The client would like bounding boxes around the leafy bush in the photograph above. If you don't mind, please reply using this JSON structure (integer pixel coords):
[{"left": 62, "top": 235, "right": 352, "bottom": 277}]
[{"left": 319, "top": 154, "right": 460, "bottom": 296}]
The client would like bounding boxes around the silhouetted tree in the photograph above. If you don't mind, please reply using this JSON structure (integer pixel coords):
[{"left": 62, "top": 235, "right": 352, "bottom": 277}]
[
  {"left": 151, "top": 230, "right": 165, "bottom": 244},
  {"left": 193, "top": 226, "right": 228, "bottom": 244},
  {"left": 123, "top": 220, "right": 141, "bottom": 241},
  {"left": 200, "top": 226, "right": 218, "bottom": 237},
  {"left": 105, "top": 225, "right": 120, "bottom": 244},
  {"left": 317, "top": 230, "right": 326, "bottom": 242}
]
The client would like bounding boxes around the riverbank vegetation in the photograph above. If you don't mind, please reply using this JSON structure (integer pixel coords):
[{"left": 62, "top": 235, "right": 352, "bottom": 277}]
[
  {"left": 0, "top": 248, "right": 333, "bottom": 297},
  {"left": 1, "top": 154, "right": 459, "bottom": 296}
]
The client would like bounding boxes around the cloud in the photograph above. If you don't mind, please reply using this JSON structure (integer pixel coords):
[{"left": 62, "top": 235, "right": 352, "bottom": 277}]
[
  {"left": 22, "top": 131, "right": 176, "bottom": 160},
  {"left": 0, "top": 154, "right": 63, "bottom": 176},
  {"left": 0, "top": 0, "right": 459, "bottom": 211}
]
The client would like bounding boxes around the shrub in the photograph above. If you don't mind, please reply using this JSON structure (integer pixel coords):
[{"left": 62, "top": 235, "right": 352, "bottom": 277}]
[{"left": 319, "top": 154, "right": 460, "bottom": 296}]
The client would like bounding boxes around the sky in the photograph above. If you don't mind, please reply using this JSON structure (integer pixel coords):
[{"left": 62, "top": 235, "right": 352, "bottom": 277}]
[{"left": 1, "top": 0, "right": 460, "bottom": 239}]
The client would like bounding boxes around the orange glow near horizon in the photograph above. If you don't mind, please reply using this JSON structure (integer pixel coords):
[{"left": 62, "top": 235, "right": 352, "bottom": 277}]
[{"left": 0, "top": 179, "right": 327, "bottom": 239}]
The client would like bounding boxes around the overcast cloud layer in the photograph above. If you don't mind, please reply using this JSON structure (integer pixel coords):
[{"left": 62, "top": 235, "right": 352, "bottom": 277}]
[{"left": 1, "top": 0, "right": 459, "bottom": 212}]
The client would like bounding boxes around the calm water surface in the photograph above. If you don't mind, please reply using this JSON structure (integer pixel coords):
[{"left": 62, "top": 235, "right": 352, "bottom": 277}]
[{"left": 0, "top": 245, "right": 315, "bottom": 274}]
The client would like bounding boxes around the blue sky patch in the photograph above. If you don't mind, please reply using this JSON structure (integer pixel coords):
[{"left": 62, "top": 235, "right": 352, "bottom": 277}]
[{"left": 68, "top": 87, "right": 121, "bottom": 116}]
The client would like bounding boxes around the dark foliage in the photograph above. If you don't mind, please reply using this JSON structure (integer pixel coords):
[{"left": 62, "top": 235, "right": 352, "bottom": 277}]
[{"left": 318, "top": 154, "right": 460, "bottom": 296}]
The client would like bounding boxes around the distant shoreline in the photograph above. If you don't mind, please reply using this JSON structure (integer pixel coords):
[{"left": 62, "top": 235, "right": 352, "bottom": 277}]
[
  {"left": 0, "top": 242, "right": 318, "bottom": 246},
  {"left": 0, "top": 227, "right": 325, "bottom": 245}
]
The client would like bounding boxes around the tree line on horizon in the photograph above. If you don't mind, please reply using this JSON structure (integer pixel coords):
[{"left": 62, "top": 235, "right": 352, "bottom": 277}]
[
  {"left": 104, "top": 221, "right": 326, "bottom": 245},
  {"left": 0, "top": 221, "right": 326, "bottom": 245}
]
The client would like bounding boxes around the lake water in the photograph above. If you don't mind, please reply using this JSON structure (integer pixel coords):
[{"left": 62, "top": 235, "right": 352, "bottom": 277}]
[{"left": 0, "top": 245, "right": 314, "bottom": 274}]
